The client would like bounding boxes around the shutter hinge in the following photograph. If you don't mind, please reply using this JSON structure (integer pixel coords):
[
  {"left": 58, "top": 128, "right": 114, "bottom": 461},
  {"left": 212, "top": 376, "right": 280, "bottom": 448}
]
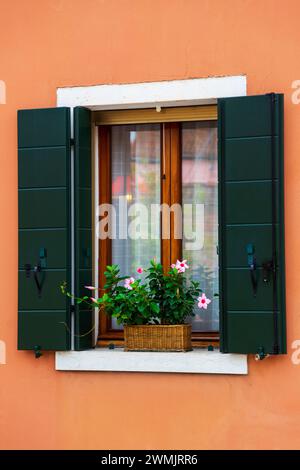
[
  {"left": 70, "top": 138, "right": 75, "bottom": 146},
  {"left": 34, "top": 345, "right": 42, "bottom": 359},
  {"left": 255, "top": 347, "right": 270, "bottom": 361},
  {"left": 267, "top": 92, "right": 276, "bottom": 103}
]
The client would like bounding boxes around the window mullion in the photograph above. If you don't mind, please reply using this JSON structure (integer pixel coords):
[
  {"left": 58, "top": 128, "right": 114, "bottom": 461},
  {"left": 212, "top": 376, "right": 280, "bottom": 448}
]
[
  {"left": 170, "top": 123, "right": 182, "bottom": 265},
  {"left": 161, "top": 123, "right": 171, "bottom": 271}
]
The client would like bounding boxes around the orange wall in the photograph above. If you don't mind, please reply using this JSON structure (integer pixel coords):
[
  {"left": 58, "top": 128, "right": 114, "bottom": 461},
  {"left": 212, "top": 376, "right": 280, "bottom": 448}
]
[{"left": 1, "top": 0, "right": 300, "bottom": 450}]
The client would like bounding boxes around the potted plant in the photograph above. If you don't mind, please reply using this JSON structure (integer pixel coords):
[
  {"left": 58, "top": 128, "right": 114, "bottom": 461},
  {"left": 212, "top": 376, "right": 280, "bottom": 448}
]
[{"left": 62, "top": 259, "right": 212, "bottom": 352}]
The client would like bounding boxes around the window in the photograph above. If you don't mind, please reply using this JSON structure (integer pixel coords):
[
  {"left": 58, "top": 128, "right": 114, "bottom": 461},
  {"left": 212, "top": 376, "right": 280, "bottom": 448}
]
[
  {"left": 17, "top": 80, "right": 286, "bottom": 363},
  {"left": 96, "top": 106, "right": 219, "bottom": 347}
]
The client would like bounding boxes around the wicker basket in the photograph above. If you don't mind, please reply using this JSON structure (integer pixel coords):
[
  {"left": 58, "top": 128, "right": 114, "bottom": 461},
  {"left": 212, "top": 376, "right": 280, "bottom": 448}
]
[{"left": 124, "top": 324, "right": 192, "bottom": 352}]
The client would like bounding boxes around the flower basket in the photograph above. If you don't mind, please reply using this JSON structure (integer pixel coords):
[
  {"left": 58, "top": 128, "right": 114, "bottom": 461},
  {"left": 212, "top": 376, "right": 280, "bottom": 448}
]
[{"left": 124, "top": 324, "right": 192, "bottom": 352}]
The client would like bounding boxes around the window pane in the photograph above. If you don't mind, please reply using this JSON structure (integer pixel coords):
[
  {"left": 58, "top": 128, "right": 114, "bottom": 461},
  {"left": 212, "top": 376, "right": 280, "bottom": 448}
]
[
  {"left": 182, "top": 122, "right": 219, "bottom": 332},
  {"left": 111, "top": 124, "right": 161, "bottom": 328}
]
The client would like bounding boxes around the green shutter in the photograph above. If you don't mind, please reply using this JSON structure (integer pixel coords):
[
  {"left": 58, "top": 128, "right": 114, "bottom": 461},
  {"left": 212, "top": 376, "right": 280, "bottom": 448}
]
[
  {"left": 18, "top": 108, "right": 72, "bottom": 353},
  {"left": 218, "top": 94, "right": 286, "bottom": 357},
  {"left": 74, "top": 107, "right": 94, "bottom": 350}
]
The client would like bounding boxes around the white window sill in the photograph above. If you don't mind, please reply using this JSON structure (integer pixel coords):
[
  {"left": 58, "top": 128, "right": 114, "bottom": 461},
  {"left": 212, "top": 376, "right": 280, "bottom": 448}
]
[{"left": 55, "top": 348, "right": 248, "bottom": 375}]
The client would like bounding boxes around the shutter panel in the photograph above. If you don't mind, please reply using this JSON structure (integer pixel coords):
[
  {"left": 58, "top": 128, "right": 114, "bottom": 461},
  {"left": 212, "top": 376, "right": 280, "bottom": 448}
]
[
  {"left": 218, "top": 94, "right": 286, "bottom": 356},
  {"left": 18, "top": 108, "right": 71, "bottom": 353},
  {"left": 74, "top": 107, "right": 94, "bottom": 350}
]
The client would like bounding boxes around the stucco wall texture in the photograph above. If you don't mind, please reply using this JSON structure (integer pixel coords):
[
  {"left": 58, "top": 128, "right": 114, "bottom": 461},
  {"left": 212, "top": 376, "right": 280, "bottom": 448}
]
[{"left": 0, "top": 0, "right": 300, "bottom": 450}]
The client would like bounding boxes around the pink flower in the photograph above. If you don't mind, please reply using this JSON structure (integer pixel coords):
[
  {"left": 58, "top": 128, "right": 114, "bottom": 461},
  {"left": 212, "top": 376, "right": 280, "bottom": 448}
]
[
  {"left": 175, "top": 259, "right": 189, "bottom": 273},
  {"left": 85, "top": 285, "right": 96, "bottom": 290},
  {"left": 136, "top": 267, "right": 143, "bottom": 274},
  {"left": 90, "top": 297, "right": 98, "bottom": 304},
  {"left": 197, "top": 293, "right": 211, "bottom": 310},
  {"left": 171, "top": 263, "right": 176, "bottom": 269},
  {"left": 124, "top": 277, "right": 135, "bottom": 290}
]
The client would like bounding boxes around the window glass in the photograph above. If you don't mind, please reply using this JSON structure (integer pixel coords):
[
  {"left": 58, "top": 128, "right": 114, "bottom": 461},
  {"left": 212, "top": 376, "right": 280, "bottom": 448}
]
[
  {"left": 182, "top": 122, "right": 219, "bottom": 331},
  {"left": 111, "top": 124, "right": 161, "bottom": 327}
]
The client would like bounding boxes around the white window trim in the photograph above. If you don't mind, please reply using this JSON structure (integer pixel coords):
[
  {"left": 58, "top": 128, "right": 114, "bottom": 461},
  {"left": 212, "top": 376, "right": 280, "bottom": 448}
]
[
  {"left": 56, "top": 349, "right": 247, "bottom": 374},
  {"left": 56, "top": 75, "right": 248, "bottom": 375},
  {"left": 57, "top": 75, "right": 246, "bottom": 110}
]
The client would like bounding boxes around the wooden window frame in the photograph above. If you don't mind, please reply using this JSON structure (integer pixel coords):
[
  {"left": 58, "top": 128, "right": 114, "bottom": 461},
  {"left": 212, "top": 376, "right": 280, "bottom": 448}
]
[{"left": 97, "top": 106, "right": 219, "bottom": 348}]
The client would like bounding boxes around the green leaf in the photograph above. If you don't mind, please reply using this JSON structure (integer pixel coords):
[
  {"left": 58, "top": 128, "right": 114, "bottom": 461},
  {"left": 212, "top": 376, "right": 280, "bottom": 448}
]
[{"left": 150, "top": 303, "right": 159, "bottom": 314}]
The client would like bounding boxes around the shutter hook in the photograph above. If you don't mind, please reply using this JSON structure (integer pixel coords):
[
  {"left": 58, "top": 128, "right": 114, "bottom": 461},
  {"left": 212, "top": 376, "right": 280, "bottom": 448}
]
[
  {"left": 39, "top": 247, "right": 47, "bottom": 269},
  {"left": 246, "top": 243, "right": 258, "bottom": 297},
  {"left": 34, "top": 248, "right": 47, "bottom": 297},
  {"left": 25, "top": 248, "right": 47, "bottom": 298},
  {"left": 33, "top": 264, "right": 42, "bottom": 297}
]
